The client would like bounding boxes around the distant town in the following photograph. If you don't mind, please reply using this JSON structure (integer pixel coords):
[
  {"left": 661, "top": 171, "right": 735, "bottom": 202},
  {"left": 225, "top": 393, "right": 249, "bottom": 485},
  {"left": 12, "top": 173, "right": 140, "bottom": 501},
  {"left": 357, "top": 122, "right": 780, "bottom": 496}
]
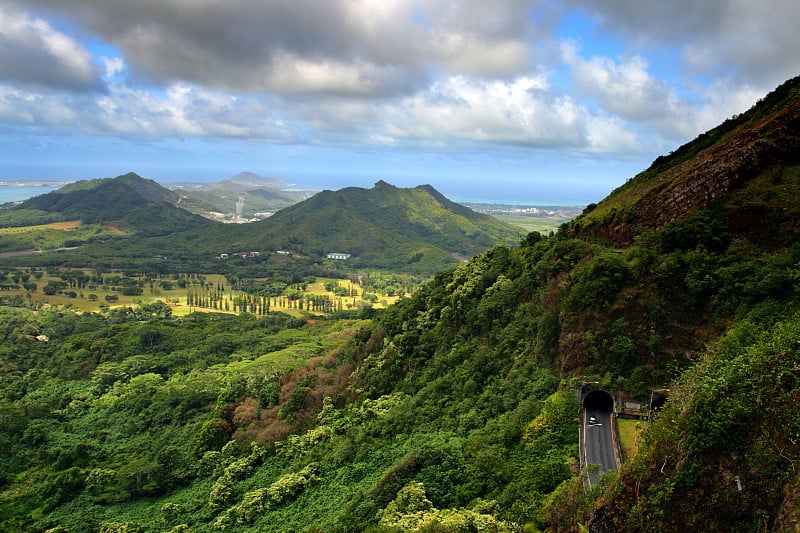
[{"left": 463, "top": 202, "right": 584, "bottom": 218}]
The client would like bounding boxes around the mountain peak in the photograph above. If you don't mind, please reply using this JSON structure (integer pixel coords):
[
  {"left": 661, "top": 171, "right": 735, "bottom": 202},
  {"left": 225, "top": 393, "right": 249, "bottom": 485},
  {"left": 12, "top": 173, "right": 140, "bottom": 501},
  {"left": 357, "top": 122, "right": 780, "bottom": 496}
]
[
  {"left": 13, "top": 172, "right": 204, "bottom": 234},
  {"left": 237, "top": 180, "right": 524, "bottom": 273},
  {"left": 229, "top": 172, "right": 287, "bottom": 188}
]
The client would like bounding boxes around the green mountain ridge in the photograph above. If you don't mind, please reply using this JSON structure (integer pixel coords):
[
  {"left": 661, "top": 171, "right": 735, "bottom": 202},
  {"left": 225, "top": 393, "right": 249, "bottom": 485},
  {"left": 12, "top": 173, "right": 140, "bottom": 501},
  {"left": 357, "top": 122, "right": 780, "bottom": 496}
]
[
  {"left": 224, "top": 180, "right": 525, "bottom": 271},
  {"left": 573, "top": 75, "right": 800, "bottom": 248},
  {"left": 3, "top": 172, "right": 211, "bottom": 236},
  {"left": 1, "top": 173, "right": 525, "bottom": 275}
]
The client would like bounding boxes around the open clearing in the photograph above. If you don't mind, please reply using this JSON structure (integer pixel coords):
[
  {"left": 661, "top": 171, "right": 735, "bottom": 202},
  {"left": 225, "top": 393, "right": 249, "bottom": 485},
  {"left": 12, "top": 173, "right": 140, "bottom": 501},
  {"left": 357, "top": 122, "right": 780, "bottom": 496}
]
[
  {"left": 1, "top": 271, "right": 399, "bottom": 317},
  {"left": 0, "top": 220, "right": 81, "bottom": 234}
]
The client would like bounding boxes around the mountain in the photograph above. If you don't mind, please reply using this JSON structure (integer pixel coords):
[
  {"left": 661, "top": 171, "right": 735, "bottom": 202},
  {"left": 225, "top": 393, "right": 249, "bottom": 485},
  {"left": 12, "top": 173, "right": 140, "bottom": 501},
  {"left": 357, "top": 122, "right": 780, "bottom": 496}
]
[
  {"left": 4, "top": 172, "right": 210, "bottom": 236},
  {"left": 221, "top": 180, "right": 526, "bottom": 272},
  {"left": 228, "top": 171, "right": 287, "bottom": 188},
  {"left": 573, "top": 75, "right": 800, "bottom": 248},
  {"left": 171, "top": 172, "right": 315, "bottom": 222},
  {"left": 1, "top": 175, "right": 524, "bottom": 274},
  {"left": 568, "top": 75, "right": 800, "bottom": 532}
]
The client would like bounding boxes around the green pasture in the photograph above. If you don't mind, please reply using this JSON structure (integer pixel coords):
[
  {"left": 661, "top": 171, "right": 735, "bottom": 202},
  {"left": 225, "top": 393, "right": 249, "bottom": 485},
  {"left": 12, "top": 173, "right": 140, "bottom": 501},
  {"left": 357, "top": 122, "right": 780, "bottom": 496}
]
[
  {"left": 0, "top": 271, "right": 399, "bottom": 316},
  {"left": 0, "top": 220, "right": 125, "bottom": 253},
  {"left": 617, "top": 418, "right": 644, "bottom": 460}
]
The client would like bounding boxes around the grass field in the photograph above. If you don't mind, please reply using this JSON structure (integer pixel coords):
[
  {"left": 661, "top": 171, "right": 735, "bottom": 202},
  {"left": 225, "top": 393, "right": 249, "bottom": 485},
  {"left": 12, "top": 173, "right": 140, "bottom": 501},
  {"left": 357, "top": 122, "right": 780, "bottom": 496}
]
[
  {"left": 495, "top": 215, "right": 567, "bottom": 235},
  {"left": 0, "top": 220, "right": 126, "bottom": 253},
  {"left": 617, "top": 418, "right": 644, "bottom": 460},
  {"left": 1, "top": 271, "right": 399, "bottom": 316},
  {"left": 0, "top": 220, "right": 81, "bottom": 233}
]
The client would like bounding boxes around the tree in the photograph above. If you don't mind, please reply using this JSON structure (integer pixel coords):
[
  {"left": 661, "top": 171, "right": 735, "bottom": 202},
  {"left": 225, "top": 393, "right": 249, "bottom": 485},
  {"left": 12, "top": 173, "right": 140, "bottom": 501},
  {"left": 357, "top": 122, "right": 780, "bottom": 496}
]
[
  {"left": 43, "top": 283, "right": 58, "bottom": 295},
  {"left": 194, "top": 418, "right": 233, "bottom": 456}
]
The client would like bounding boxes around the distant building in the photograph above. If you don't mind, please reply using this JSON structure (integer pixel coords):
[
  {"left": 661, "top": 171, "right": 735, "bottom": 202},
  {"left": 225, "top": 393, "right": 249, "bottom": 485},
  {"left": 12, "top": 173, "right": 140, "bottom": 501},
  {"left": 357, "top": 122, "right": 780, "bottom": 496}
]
[
  {"left": 276, "top": 250, "right": 291, "bottom": 255},
  {"left": 219, "top": 251, "right": 260, "bottom": 259},
  {"left": 624, "top": 401, "right": 643, "bottom": 412},
  {"left": 326, "top": 253, "right": 351, "bottom": 260}
]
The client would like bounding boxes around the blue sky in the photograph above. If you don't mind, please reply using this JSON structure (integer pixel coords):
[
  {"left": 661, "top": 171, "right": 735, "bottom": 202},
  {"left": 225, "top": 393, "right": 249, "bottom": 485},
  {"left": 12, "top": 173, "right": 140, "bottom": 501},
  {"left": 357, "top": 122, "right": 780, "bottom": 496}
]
[{"left": 2, "top": 1, "right": 799, "bottom": 204}]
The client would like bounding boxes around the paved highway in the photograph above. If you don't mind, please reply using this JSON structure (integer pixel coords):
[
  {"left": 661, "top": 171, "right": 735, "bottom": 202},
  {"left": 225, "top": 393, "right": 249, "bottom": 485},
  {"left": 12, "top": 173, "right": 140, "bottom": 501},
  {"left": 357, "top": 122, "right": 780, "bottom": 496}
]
[{"left": 583, "top": 404, "right": 617, "bottom": 485}]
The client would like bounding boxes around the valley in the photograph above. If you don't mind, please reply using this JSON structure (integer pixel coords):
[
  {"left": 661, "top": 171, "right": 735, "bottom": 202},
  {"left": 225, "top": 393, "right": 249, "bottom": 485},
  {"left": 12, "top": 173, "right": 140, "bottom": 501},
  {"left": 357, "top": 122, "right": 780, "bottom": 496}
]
[
  {"left": 1, "top": 75, "right": 800, "bottom": 532},
  {"left": 0, "top": 269, "right": 408, "bottom": 316}
]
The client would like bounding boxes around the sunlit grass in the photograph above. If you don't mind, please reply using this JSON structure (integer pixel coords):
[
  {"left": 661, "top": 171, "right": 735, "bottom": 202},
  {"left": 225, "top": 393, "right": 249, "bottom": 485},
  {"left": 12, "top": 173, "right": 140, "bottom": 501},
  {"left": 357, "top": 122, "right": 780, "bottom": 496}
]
[
  {"left": 0, "top": 220, "right": 81, "bottom": 234},
  {"left": 6, "top": 271, "right": 397, "bottom": 316},
  {"left": 617, "top": 418, "right": 644, "bottom": 460}
]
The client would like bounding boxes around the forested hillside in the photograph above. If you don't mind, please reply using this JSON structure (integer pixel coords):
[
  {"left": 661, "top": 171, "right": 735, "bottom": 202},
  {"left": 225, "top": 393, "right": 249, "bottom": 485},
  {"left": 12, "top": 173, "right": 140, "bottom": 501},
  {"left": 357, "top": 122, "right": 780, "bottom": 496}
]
[
  {"left": 207, "top": 180, "right": 525, "bottom": 273},
  {"left": 1, "top": 76, "right": 800, "bottom": 532},
  {"left": 1, "top": 173, "right": 205, "bottom": 234},
  {"left": 1, "top": 178, "right": 523, "bottom": 275}
]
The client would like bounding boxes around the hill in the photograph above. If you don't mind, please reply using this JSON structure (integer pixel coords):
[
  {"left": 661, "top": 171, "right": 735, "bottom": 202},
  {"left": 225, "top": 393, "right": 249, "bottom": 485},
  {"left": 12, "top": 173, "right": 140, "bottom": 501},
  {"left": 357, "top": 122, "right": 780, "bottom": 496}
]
[
  {"left": 329, "top": 76, "right": 800, "bottom": 531},
  {"left": 225, "top": 180, "right": 526, "bottom": 271},
  {"left": 572, "top": 75, "right": 800, "bottom": 248},
  {"left": 0, "top": 176, "right": 524, "bottom": 274},
  {"left": 171, "top": 172, "right": 315, "bottom": 222},
  {"left": 0, "top": 172, "right": 211, "bottom": 236}
]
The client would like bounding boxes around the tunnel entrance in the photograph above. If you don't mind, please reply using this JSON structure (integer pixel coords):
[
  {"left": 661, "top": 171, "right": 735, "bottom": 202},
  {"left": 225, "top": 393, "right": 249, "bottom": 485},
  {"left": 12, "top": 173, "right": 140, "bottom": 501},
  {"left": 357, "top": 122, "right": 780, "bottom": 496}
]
[
  {"left": 650, "top": 392, "right": 668, "bottom": 410},
  {"left": 583, "top": 389, "right": 615, "bottom": 414}
]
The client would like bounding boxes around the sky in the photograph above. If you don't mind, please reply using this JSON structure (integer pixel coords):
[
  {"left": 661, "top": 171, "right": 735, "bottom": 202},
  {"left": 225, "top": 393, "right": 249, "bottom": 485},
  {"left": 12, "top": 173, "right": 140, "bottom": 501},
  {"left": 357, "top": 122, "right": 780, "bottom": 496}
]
[{"left": 1, "top": 1, "right": 799, "bottom": 204}]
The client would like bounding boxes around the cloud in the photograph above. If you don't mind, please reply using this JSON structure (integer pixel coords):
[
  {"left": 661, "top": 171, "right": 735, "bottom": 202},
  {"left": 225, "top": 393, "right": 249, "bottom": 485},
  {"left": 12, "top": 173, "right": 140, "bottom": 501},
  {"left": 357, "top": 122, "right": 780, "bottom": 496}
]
[
  {"left": 559, "top": 36, "right": 785, "bottom": 152},
  {"left": 0, "top": 86, "right": 78, "bottom": 125},
  {"left": 101, "top": 57, "right": 125, "bottom": 80},
  {"left": 10, "top": 0, "right": 539, "bottom": 96},
  {"left": 565, "top": 0, "right": 800, "bottom": 88},
  {"left": 3, "top": 0, "right": 799, "bottom": 183},
  {"left": 1, "top": 80, "right": 298, "bottom": 142},
  {"left": 0, "top": 5, "right": 101, "bottom": 91},
  {"left": 562, "top": 41, "right": 677, "bottom": 123},
  {"left": 368, "top": 74, "right": 641, "bottom": 154}
]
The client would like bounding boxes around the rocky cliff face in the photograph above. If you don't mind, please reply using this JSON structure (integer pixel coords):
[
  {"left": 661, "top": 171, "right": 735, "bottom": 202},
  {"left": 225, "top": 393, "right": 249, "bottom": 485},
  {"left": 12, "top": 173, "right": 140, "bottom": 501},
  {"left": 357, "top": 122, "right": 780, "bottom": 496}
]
[
  {"left": 575, "top": 78, "right": 800, "bottom": 247},
  {"left": 639, "top": 102, "right": 800, "bottom": 226}
]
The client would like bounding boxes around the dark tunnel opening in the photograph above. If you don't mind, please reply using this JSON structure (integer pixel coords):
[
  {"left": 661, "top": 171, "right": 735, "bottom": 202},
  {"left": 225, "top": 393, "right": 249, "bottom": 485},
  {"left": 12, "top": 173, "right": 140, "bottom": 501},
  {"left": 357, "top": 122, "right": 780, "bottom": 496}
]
[
  {"left": 650, "top": 393, "right": 668, "bottom": 410},
  {"left": 583, "top": 389, "right": 614, "bottom": 413}
]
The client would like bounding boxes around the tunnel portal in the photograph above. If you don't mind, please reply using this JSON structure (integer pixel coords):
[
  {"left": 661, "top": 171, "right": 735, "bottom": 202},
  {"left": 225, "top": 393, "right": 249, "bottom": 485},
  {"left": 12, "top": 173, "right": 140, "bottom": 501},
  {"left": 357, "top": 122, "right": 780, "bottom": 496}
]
[{"left": 583, "top": 388, "right": 615, "bottom": 413}]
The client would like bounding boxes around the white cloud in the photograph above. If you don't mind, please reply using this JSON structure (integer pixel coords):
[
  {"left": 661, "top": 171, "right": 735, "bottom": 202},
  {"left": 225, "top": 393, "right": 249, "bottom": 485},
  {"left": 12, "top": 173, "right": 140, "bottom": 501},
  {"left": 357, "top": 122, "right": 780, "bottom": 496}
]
[
  {"left": 0, "top": 86, "right": 78, "bottom": 125},
  {"left": 560, "top": 41, "right": 763, "bottom": 147},
  {"left": 2, "top": 80, "right": 298, "bottom": 142},
  {"left": 371, "top": 74, "right": 641, "bottom": 154},
  {"left": 565, "top": 0, "right": 800, "bottom": 89},
  {"left": 584, "top": 114, "right": 639, "bottom": 154},
  {"left": 562, "top": 41, "right": 677, "bottom": 123},
  {"left": 689, "top": 81, "right": 766, "bottom": 134},
  {"left": 2, "top": 0, "right": 798, "bottom": 178},
  {"left": 101, "top": 57, "right": 126, "bottom": 80},
  {"left": 0, "top": 5, "right": 100, "bottom": 90}
]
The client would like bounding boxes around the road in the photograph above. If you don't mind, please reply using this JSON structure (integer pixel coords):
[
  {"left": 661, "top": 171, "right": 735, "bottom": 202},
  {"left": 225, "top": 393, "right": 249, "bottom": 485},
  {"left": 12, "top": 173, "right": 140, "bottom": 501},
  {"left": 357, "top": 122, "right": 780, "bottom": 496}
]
[
  {"left": 0, "top": 246, "right": 79, "bottom": 258},
  {"left": 583, "top": 404, "right": 618, "bottom": 485}
]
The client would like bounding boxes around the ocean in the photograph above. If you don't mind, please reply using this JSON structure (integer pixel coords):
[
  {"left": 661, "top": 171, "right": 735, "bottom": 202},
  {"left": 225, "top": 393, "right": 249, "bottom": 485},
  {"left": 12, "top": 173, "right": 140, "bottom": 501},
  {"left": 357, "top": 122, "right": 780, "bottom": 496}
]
[{"left": 0, "top": 183, "right": 62, "bottom": 204}]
